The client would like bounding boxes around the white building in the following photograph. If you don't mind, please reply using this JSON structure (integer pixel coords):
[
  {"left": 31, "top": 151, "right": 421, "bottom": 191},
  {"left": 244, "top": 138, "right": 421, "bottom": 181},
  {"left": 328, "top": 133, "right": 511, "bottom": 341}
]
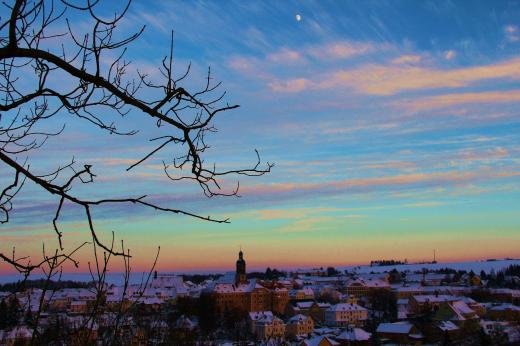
[{"left": 324, "top": 303, "right": 368, "bottom": 327}]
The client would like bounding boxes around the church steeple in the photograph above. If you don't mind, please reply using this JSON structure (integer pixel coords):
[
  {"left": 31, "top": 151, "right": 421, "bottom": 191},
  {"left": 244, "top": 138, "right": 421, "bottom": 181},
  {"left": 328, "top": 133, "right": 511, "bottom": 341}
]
[{"left": 235, "top": 249, "right": 247, "bottom": 285}]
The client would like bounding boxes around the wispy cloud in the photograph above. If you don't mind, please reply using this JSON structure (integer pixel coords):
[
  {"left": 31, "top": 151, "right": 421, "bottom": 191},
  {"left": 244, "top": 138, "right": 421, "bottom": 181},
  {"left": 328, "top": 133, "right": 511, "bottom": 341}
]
[
  {"left": 268, "top": 55, "right": 520, "bottom": 95},
  {"left": 241, "top": 169, "right": 520, "bottom": 199},
  {"left": 269, "top": 78, "right": 310, "bottom": 93},
  {"left": 505, "top": 25, "right": 519, "bottom": 42},
  {"left": 394, "top": 89, "right": 520, "bottom": 112},
  {"left": 391, "top": 55, "right": 422, "bottom": 64},
  {"left": 306, "top": 41, "right": 382, "bottom": 60},
  {"left": 444, "top": 50, "right": 456, "bottom": 60},
  {"left": 278, "top": 214, "right": 366, "bottom": 233},
  {"left": 267, "top": 48, "right": 305, "bottom": 64}
]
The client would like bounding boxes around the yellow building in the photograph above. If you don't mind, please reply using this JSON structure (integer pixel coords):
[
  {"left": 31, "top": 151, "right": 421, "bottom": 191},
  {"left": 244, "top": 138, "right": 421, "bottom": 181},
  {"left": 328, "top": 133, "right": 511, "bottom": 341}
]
[
  {"left": 212, "top": 251, "right": 290, "bottom": 314},
  {"left": 250, "top": 313, "right": 286, "bottom": 340},
  {"left": 324, "top": 303, "right": 368, "bottom": 327},
  {"left": 286, "top": 314, "right": 314, "bottom": 339}
]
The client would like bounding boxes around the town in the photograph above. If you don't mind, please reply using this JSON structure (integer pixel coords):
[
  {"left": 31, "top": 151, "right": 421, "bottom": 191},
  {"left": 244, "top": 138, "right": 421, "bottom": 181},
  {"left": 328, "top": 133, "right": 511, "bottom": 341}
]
[{"left": 1, "top": 251, "right": 520, "bottom": 345}]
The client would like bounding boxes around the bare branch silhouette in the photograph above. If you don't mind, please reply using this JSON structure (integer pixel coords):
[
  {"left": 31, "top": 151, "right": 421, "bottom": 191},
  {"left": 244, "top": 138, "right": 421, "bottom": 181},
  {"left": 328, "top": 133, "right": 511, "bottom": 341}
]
[{"left": 0, "top": 0, "right": 272, "bottom": 274}]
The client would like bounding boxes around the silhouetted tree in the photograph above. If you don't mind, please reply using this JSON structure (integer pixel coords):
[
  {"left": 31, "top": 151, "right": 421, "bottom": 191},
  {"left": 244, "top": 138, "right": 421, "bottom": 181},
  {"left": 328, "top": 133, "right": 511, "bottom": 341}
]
[
  {"left": 0, "top": 299, "right": 8, "bottom": 329},
  {"left": 480, "top": 270, "right": 487, "bottom": 280},
  {"left": 388, "top": 268, "right": 403, "bottom": 284},
  {"left": 6, "top": 296, "right": 20, "bottom": 327},
  {"left": 198, "top": 293, "right": 217, "bottom": 334},
  {"left": 1, "top": 2, "right": 271, "bottom": 344},
  {"left": 327, "top": 266, "right": 339, "bottom": 276},
  {"left": 369, "top": 288, "right": 397, "bottom": 322},
  {"left": 0, "top": 0, "right": 271, "bottom": 276}
]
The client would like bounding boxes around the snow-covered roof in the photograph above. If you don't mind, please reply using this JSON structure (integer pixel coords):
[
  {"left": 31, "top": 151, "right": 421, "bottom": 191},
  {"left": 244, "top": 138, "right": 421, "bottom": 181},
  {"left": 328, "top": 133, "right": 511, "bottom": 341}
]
[
  {"left": 490, "top": 303, "right": 520, "bottom": 312},
  {"left": 337, "top": 328, "right": 371, "bottom": 341},
  {"left": 295, "top": 301, "right": 314, "bottom": 309},
  {"left": 438, "top": 321, "right": 459, "bottom": 331},
  {"left": 348, "top": 278, "right": 390, "bottom": 288},
  {"left": 176, "top": 315, "right": 197, "bottom": 329},
  {"left": 132, "top": 296, "right": 163, "bottom": 305},
  {"left": 70, "top": 300, "right": 87, "bottom": 306},
  {"left": 216, "top": 272, "right": 236, "bottom": 284},
  {"left": 288, "top": 314, "right": 311, "bottom": 324},
  {"left": 212, "top": 279, "right": 258, "bottom": 293},
  {"left": 413, "top": 294, "right": 458, "bottom": 303},
  {"left": 329, "top": 303, "right": 367, "bottom": 312},
  {"left": 249, "top": 311, "right": 273, "bottom": 321},
  {"left": 251, "top": 312, "right": 283, "bottom": 325},
  {"left": 394, "top": 285, "right": 423, "bottom": 292},
  {"left": 5, "top": 326, "right": 33, "bottom": 340},
  {"left": 450, "top": 301, "right": 475, "bottom": 316},
  {"left": 376, "top": 322, "right": 415, "bottom": 334},
  {"left": 300, "top": 336, "right": 339, "bottom": 346}
]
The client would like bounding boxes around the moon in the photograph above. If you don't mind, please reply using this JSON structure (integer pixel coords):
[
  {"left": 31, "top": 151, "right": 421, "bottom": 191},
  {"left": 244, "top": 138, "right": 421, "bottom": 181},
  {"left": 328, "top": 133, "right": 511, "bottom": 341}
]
[{"left": 295, "top": 14, "right": 301, "bottom": 22}]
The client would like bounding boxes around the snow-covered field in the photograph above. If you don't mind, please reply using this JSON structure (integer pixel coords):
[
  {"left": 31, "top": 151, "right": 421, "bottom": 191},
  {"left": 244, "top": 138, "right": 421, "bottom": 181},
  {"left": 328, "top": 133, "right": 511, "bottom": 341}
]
[
  {"left": 339, "top": 259, "right": 520, "bottom": 274},
  {"left": 2, "top": 259, "right": 520, "bottom": 285}
]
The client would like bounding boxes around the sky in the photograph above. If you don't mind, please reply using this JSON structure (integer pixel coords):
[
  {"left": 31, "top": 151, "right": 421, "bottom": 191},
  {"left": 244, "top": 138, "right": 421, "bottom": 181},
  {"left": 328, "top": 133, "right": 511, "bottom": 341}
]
[{"left": 1, "top": 0, "right": 520, "bottom": 275}]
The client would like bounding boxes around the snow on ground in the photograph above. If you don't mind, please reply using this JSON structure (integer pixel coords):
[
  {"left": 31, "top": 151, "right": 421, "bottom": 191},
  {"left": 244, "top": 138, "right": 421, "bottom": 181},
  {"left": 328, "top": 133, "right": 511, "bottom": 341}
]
[{"left": 339, "top": 259, "right": 520, "bottom": 274}]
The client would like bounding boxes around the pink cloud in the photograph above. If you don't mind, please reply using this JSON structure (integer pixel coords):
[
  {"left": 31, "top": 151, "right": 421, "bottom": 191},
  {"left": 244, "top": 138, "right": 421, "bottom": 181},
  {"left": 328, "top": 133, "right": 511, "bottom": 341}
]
[
  {"left": 240, "top": 169, "right": 520, "bottom": 198},
  {"left": 505, "top": 25, "right": 519, "bottom": 42},
  {"left": 267, "top": 48, "right": 304, "bottom": 64},
  {"left": 307, "top": 41, "right": 378, "bottom": 60},
  {"left": 228, "top": 56, "right": 254, "bottom": 71},
  {"left": 391, "top": 55, "right": 422, "bottom": 64},
  {"left": 457, "top": 147, "right": 509, "bottom": 164},
  {"left": 393, "top": 89, "right": 520, "bottom": 112},
  {"left": 269, "top": 78, "right": 311, "bottom": 92},
  {"left": 273, "top": 55, "right": 520, "bottom": 95},
  {"left": 444, "top": 50, "right": 456, "bottom": 60}
]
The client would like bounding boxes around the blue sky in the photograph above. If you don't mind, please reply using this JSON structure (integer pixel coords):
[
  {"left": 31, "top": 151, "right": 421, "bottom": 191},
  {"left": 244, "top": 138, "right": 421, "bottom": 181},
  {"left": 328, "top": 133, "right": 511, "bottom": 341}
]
[{"left": 1, "top": 0, "right": 520, "bottom": 273}]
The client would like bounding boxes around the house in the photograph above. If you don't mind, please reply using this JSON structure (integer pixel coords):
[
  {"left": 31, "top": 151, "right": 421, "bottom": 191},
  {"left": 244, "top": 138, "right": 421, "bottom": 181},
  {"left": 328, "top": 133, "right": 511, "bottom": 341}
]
[
  {"left": 299, "top": 336, "right": 339, "bottom": 346},
  {"left": 480, "top": 320, "right": 520, "bottom": 344},
  {"left": 433, "top": 300, "right": 478, "bottom": 321},
  {"left": 324, "top": 303, "right": 368, "bottom": 327},
  {"left": 249, "top": 311, "right": 273, "bottom": 333},
  {"left": 289, "top": 287, "right": 315, "bottom": 301},
  {"left": 487, "top": 303, "right": 520, "bottom": 322},
  {"left": 397, "top": 298, "right": 411, "bottom": 320},
  {"left": 409, "top": 294, "right": 458, "bottom": 314},
  {"left": 70, "top": 300, "right": 88, "bottom": 314},
  {"left": 168, "top": 315, "right": 198, "bottom": 341},
  {"left": 345, "top": 279, "right": 390, "bottom": 297},
  {"left": 376, "top": 321, "right": 423, "bottom": 345},
  {"left": 336, "top": 327, "right": 371, "bottom": 345},
  {"left": 311, "top": 302, "right": 332, "bottom": 322},
  {"left": 286, "top": 314, "right": 314, "bottom": 339},
  {"left": 394, "top": 285, "right": 424, "bottom": 299},
  {"left": 2, "top": 326, "right": 33, "bottom": 346},
  {"left": 175, "top": 315, "right": 198, "bottom": 331},
  {"left": 288, "top": 300, "right": 332, "bottom": 323},
  {"left": 253, "top": 313, "right": 286, "bottom": 340},
  {"left": 405, "top": 273, "right": 446, "bottom": 286},
  {"left": 437, "top": 321, "right": 462, "bottom": 343}
]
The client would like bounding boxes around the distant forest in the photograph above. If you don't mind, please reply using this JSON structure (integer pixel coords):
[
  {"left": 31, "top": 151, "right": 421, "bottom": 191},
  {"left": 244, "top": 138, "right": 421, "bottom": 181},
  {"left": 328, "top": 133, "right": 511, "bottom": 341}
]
[
  {"left": 0, "top": 279, "right": 92, "bottom": 293},
  {"left": 370, "top": 259, "right": 408, "bottom": 267}
]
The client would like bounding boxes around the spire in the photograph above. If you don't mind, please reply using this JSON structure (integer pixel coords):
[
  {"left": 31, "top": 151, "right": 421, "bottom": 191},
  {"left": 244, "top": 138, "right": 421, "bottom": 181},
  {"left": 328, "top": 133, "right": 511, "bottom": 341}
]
[{"left": 235, "top": 247, "right": 247, "bottom": 284}]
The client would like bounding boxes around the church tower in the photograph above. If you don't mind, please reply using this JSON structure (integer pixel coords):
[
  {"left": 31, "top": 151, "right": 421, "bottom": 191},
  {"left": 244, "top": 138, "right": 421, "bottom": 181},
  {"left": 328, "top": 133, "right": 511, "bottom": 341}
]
[{"left": 235, "top": 249, "right": 247, "bottom": 285}]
